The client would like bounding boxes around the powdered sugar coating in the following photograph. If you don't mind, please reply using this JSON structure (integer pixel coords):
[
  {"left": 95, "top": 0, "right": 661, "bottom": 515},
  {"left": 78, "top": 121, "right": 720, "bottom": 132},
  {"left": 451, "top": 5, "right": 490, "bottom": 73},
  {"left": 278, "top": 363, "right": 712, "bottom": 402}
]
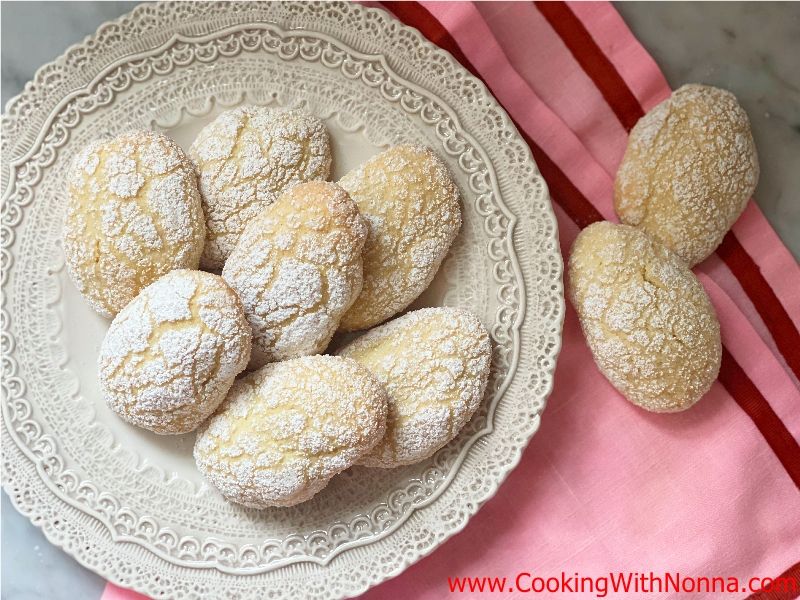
[
  {"left": 338, "top": 307, "right": 491, "bottom": 468},
  {"left": 99, "top": 270, "right": 251, "bottom": 434},
  {"left": 222, "top": 181, "right": 367, "bottom": 369},
  {"left": 615, "top": 84, "right": 759, "bottom": 266},
  {"left": 189, "top": 106, "right": 332, "bottom": 270},
  {"left": 64, "top": 131, "right": 205, "bottom": 317},
  {"left": 338, "top": 145, "right": 462, "bottom": 331},
  {"left": 194, "top": 355, "right": 388, "bottom": 508},
  {"left": 568, "top": 222, "right": 721, "bottom": 412}
]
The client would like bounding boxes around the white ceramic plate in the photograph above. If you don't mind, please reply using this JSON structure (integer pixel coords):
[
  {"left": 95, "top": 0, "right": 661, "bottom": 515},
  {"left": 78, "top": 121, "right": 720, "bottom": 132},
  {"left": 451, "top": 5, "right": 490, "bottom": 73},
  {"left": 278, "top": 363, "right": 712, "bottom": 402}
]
[{"left": 0, "top": 2, "right": 563, "bottom": 598}]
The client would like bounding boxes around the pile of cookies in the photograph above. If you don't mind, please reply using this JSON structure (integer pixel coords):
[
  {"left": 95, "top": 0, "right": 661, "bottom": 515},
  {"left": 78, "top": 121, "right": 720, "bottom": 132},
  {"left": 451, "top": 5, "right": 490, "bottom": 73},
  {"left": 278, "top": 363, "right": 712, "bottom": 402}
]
[
  {"left": 64, "top": 106, "right": 491, "bottom": 508},
  {"left": 569, "top": 84, "right": 759, "bottom": 412}
]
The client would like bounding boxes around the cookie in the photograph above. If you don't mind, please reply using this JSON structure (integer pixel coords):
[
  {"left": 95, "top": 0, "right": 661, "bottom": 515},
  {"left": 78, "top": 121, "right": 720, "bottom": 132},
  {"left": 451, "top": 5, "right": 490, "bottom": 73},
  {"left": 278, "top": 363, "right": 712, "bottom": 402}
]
[
  {"left": 64, "top": 130, "right": 205, "bottom": 317},
  {"left": 222, "top": 181, "right": 367, "bottom": 369},
  {"left": 189, "top": 106, "right": 332, "bottom": 269},
  {"left": 338, "top": 145, "right": 462, "bottom": 331},
  {"left": 568, "top": 222, "right": 721, "bottom": 412},
  {"left": 338, "top": 307, "right": 491, "bottom": 468},
  {"left": 615, "top": 84, "right": 759, "bottom": 266},
  {"left": 99, "top": 270, "right": 251, "bottom": 434},
  {"left": 194, "top": 355, "right": 388, "bottom": 508}
]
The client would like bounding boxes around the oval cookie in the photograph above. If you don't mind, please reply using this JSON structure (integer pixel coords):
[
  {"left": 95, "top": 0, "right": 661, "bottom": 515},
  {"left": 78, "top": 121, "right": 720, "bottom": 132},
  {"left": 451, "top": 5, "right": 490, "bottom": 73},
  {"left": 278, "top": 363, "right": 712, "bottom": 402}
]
[
  {"left": 222, "top": 181, "right": 367, "bottom": 369},
  {"left": 338, "top": 307, "right": 491, "bottom": 468},
  {"left": 64, "top": 130, "right": 205, "bottom": 317},
  {"left": 568, "top": 222, "right": 721, "bottom": 412},
  {"left": 194, "top": 355, "right": 388, "bottom": 508},
  {"left": 338, "top": 145, "right": 462, "bottom": 331},
  {"left": 99, "top": 270, "right": 251, "bottom": 434},
  {"left": 615, "top": 84, "right": 759, "bottom": 266}
]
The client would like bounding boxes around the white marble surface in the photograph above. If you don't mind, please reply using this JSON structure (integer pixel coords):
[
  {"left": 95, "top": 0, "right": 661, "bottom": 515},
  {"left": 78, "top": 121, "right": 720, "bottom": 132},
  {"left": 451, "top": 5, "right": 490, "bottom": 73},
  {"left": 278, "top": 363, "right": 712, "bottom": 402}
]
[{"left": 1, "top": 3, "right": 798, "bottom": 599}]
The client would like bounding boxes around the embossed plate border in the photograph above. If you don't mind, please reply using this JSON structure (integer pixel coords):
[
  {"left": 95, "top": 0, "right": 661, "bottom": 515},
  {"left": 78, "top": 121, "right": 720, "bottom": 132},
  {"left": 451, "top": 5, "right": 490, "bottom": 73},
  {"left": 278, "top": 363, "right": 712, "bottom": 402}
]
[{"left": 1, "top": 2, "right": 564, "bottom": 599}]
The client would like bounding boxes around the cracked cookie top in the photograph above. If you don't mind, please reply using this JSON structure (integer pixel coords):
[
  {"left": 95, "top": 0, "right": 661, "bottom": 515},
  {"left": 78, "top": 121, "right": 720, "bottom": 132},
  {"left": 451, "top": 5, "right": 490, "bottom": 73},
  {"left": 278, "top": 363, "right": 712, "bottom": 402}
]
[
  {"left": 64, "top": 130, "right": 205, "bottom": 317},
  {"left": 614, "top": 84, "right": 759, "bottom": 266},
  {"left": 189, "top": 106, "right": 332, "bottom": 270},
  {"left": 338, "top": 307, "right": 491, "bottom": 468},
  {"left": 568, "top": 222, "right": 721, "bottom": 412},
  {"left": 338, "top": 145, "right": 462, "bottom": 331},
  {"left": 99, "top": 269, "right": 251, "bottom": 434},
  {"left": 194, "top": 355, "right": 388, "bottom": 508},
  {"left": 222, "top": 181, "right": 367, "bottom": 369}
]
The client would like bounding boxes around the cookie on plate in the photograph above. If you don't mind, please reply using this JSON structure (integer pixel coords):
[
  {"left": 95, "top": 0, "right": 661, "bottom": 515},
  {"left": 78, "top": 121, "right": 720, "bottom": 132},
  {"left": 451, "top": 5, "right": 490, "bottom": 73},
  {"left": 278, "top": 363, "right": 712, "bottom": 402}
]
[
  {"left": 338, "top": 307, "right": 491, "bottom": 468},
  {"left": 64, "top": 130, "right": 205, "bottom": 317},
  {"left": 99, "top": 269, "right": 251, "bottom": 434},
  {"left": 190, "top": 106, "right": 332, "bottom": 269},
  {"left": 338, "top": 145, "right": 462, "bottom": 331},
  {"left": 194, "top": 355, "right": 388, "bottom": 508},
  {"left": 222, "top": 181, "right": 367, "bottom": 369}
]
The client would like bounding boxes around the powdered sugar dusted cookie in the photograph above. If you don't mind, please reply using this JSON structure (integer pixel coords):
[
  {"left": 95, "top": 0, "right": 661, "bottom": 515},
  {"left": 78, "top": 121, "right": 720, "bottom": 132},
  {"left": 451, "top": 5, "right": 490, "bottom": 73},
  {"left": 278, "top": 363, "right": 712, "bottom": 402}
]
[
  {"left": 189, "top": 106, "right": 332, "bottom": 269},
  {"left": 64, "top": 130, "right": 205, "bottom": 317},
  {"left": 338, "top": 145, "right": 462, "bottom": 331},
  {"left": 338, "top": 307, "right": 491, "bottom": 468},
  {"left": 568, "top": 222, "right": 721, "bottom": 412},
  {"left": 99, "top": 270, "right": 251, "bottom": 434},
  {"left": 615, "top": 84, "right": 759, "bottom": 266},
  {"left": 222, "top": 181, "right": 367, "bottom": 369},
  {"left": 194, "top": 355, "right": 388, "bottom": 508}
]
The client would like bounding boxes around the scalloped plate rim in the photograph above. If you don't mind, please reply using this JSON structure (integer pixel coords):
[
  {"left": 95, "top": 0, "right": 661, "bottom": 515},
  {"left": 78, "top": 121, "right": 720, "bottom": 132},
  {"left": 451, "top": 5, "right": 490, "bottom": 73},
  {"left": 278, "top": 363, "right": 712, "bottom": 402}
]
[{"left": 0, "top": 2, "right": 565, "bottom": 598}]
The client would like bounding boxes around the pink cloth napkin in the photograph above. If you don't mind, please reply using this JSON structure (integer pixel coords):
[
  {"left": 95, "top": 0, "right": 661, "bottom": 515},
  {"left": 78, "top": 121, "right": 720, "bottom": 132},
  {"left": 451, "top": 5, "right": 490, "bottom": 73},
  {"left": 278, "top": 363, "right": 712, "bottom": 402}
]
[{"left": 103, "top": 2, "right": 800, "bottom": 599}]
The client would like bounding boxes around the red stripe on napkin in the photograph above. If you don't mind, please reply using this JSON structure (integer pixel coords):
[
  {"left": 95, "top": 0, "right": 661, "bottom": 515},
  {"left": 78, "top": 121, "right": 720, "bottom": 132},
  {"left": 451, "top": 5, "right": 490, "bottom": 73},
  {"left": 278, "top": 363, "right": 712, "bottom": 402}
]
[
  {"left": 534, "top": 1, "right": 644, "bottom": 131},
  {"left": 527, "top": 141, "right": 604, "bottom": 229},
  {"left": 719, "top": 349, "right": 800, "bottom": 489},
  {"left": 717, "top": 233, "right": 800, "bottom": 381}
]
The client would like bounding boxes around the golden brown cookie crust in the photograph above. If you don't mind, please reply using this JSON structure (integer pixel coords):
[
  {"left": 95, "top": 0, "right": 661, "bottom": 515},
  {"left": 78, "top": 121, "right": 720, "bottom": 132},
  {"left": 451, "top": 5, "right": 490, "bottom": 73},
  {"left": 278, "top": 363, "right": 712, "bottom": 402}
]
[
  {"left": 64, "top": 130, "right": 205, "bottom": 317},
  {"left": 194, "top": 355, "right": 388, "bottom": 508},
  {"left": 222, "top": 181, "right": 367, "bottom": 369},
  {"left": 568, "top": 222, "right": 721, "bottom": 412},
  {"left": 338, "top": 307, "right": 491, "bottom": 467},
  {"left": 615, "top": 84, "right": 759, "bottom": 266},
  {"left": 338, "top": 145, "right": 462, "bottom": 331}
]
